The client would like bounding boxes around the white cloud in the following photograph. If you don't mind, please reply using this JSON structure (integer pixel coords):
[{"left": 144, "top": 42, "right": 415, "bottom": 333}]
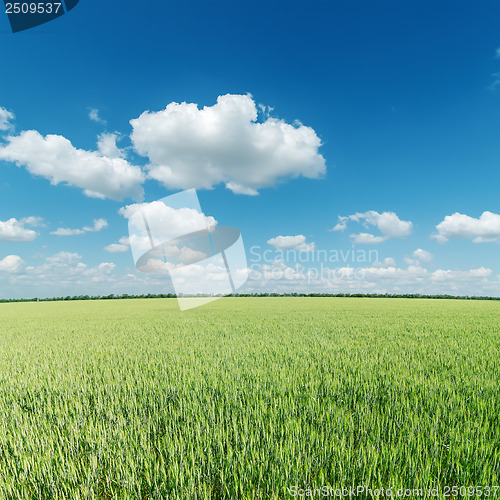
[
  {"left": 86, "top": 218, "right": 108, "bottom": 232},
  {"left": 350, "top": 233, "right": 387, "bottom": 244},
  {"left": 137, "top": 244, "right": 209, "bottom": 273},
  {"left": 19, "top": 216, "right": 45, "bottom": 227},
  {"left": 433, "top": 211, "right": 500, "bottom": 243},
  {"left": 160, "top": 243, "right": 207, "bottom": 265},
  {"left": 0, "top": 255, "right": 25, "bottom": 273},
  {"left": 0, "top": 217, "right": 39, "bottom": 242},
  {"left": 413, "top": 248, "right": 433, "bottom": 262},
  {"left": 0, "top": 130, "right": 145, "bottom": 201},
  {"left": 267, "top": 235, "right": 315, "bottom": 252},
  {"left": 104, "top": 243, "right": 129, "bottom": 253},
  {"left": 225, "top": 182, "right": 259, "bottom": 196},
  {"left": 0, "top": 251, "right": 122, "bottom": 297},
  {"left": 0, "top": 107, "right": 14, "bottom": 131},
  {"left": 244, "top": 260, "right": 427, "bottom": 294},
  {"left": 1, "top": 249, "right": 237, "bottom": 298},
  {"left": 332, "top": 217, "right": 348, "bottom": 232},
  {"left": 119, "top": 202, "right": 218, "bottom": 269},
  {"left": 372, "top": 257, "right": 397, "bottom": 268},
  {"left": 431, "top": 267, "right": 492, "bottom": 282},
  {"left": 333, "top": 210, "right": 413, "bottom": 244},
  {"left": 88, "top": 108, "right": 106, "bottom": 125},
  {"left": 15, "top": 251, "right": 116, "bottom": 284},
  {"left": 120, "top": 201, "right": 216, "bottom": 242},
  {"left": 97, "top": 132, "right": 125, "bottom": 159},
  {"left": 45, "top": 251, "right": 84, "bottom": 268},
  {"left": 51, "top": 227, "right": 85, "bottom": 236},
  {"left": 2, "top": 249, "right": 499, "bottom": 298},
  {"left": 242, "top": 258, "right": 499, "bottom": 296},
  {"left": 95, "top": 262, "right": 116, "bottom": 273},
  {"left": 130, "top": 93, "right": 326, "bottom": 195},
  {"left": 51, "top": 218, "right": 108, "bottom": 236},
  {"left": 104, "top": 236, "right": 130, "bottom": 253},
  {"left": 496, "top": 47, "right": 500, "bottom": 58},
  {"left": 360, "top": 264, "right": 428, "bottom": 281}
]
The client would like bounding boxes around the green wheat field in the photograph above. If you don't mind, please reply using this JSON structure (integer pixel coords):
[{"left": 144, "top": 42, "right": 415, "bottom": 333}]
[{"left": 0, "top": 298, "right": 498, "bottom": 498}]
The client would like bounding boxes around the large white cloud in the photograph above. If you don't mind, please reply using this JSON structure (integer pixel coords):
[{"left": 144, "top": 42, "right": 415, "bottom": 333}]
[
  {"left": 130, "top": 94, "right": 326, "bottom": 195},
  {"left": 333, "top": 210, "right": 413, "bottom": 244},
  {"left": 0, "top": 217, "right": 40, "bottom": 242},
  {"left": 0, "top": 255, "right": 25, "bottom": 273},
  {"left": 0, "top": 130, "right": 145, "bottom": 201},
  {"left": 433, "top": 211, "right": 500, "bottom": 243},
  {"left": 267, "top": 235, "right": 315, "bottom": 252}
]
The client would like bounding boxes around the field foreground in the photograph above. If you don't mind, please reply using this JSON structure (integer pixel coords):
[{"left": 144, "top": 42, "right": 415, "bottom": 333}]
[{"left": 0, "top": 298, "right": 498, "bottom": 498}]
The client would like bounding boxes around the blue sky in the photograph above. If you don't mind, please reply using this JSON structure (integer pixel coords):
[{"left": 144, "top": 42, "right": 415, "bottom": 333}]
[{"left": 0, "top": 0, "right": 499, "bottom": 298}]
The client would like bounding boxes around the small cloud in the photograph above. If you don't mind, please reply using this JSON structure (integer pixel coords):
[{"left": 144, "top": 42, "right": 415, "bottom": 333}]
[
  {"left": 225, "top": 182, "right": 259, "bottom": 196},
  {"left": 104, "top": 243, "right": 129, "bottom": 253},
  {"left": 350, "top": 233, "right": 387, "bottom": 244},
  {"left": 489, "top": 73, "right": 500, "bottom": 90},
  {"left": 51, "top": 218, "right": 108, "bottom": 236},
  {"left": 267, "top": 234, "right": 315, "bottom": 252},
  {"left": 105, "top": 236, "right": 130, "bottom": 253},
  {"left": 19, "top": 216, "right": 45, "bottom": 227},
  {"left": 333, "top": 210, "right": 413, "bottom": 244},
  {"left": 83, "top": 218, "right": 108, "bottom": 232},
  {"left": 412, "top": 248, "right": 433, "bottom": 262},
  {"left": 51, "top": 227, "right": 85, "bottom": 236},
  {"left": 0, "top": 107, "right": 14, "bottom": 131},
  {"left": 331, "top": 216, "right": 348, "bottom": 232},
  {"left": 88, "top": 108, "right": 106, "bottom": 125}
]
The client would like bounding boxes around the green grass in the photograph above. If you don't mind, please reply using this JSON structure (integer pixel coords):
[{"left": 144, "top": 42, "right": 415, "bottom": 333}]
[{"left": 0, "top": 298, "right": 498, "bottom": 498}]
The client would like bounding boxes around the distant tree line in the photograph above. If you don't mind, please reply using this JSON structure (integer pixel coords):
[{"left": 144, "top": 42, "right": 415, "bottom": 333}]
[{"left": 1, "top": 292, "right": 499, "bottom": 303}]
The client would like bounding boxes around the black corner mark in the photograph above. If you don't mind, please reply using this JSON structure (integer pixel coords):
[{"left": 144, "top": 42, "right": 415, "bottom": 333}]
[{"left": 3, "top": 0, "right": 79, "bottom": 33}]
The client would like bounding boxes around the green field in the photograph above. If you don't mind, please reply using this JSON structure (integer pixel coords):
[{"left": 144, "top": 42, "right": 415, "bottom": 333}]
[{"left": 0, "top": 298, "right": 498, "bottom": 498}]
